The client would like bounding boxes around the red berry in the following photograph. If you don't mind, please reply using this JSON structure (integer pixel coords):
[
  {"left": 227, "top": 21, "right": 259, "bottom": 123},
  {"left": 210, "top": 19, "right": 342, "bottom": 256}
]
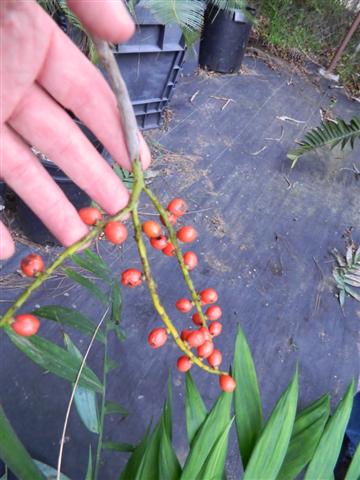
[
  {"left": 206, "top": 305, "right": 222, "bottom": 321},
  {"left": 209, "top": 321, "right": 222, "bottom": 337},
  {"left": 181, "top": 329, "right": 192, "bottom": 341},
  {"left": 121, "top": 269, "right": 142, "bottom": 287},
  {"left": 219, "top": 374, "right": 236, "bottom": 392},
  {"left": 142, "top": 220, "right": 162, "bottom": 238},
  {"left": 200, "top": 288, "right": 218, "bottom": 305},
  {"left": 79, "top": 207, "right": 103, "bottom": 225},
  {"left": 187, "top": 330, "right": 205, "bottom": 348},
  {"left": 208, "top": 349, "right": 222, "bottom": 368},
  {"left": 150, "top": 235, "right": 168, "bottom": 250},
  {"left": 148, "top": 328, "right": 168, "bottom": 349},
  {"left": 197, "top": 340, "right": 214, "bottom": 358},
  {"left": 162, "top": 242, "right": 176, "bottom": 257},
  {"left": 198, "top": 326, "right": 212, "bottom": 342},
  {"left": 177, "top": 355, "right": 192, "bottom": 372},
  {"left": 167, "top": 198, "right": 188, "bottom": 217},
  {"left": 175, "top": 298, "right": 193, "bottom": 313},
  {"left": 160, "top": 211, "right": 177, "bottom": 226},
  {"left": 177, "top": 226, "right": 197, "bottom": 243},
  {"left": 20, "top": 254, "right": 45, "bottom": 277},
  {"left": 11, "top": 314, "right": 40, "bottom": 336},
  {"left": 183, "top": 251, "right": 198, "bottom": 270},
  {"left": 104, "top": 221, "right": 128, "bottom": 244},
  {"left": 192, "top": 312, "right": 203, "bottom": 326}
]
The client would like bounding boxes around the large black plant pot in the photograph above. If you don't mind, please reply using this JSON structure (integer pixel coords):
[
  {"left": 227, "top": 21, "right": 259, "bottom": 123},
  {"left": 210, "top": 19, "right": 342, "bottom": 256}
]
[
  {"left": 199, "top": 5, "right": 256, "bottom": 73},
  {"left": 16, "top": 119, "right": 102, "bottom": 245}
]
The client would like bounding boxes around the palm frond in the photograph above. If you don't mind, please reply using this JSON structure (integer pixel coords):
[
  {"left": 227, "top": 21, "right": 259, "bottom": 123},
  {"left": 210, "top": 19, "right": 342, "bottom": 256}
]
[
  {"left": 144, "top": 0, "right": 205, "bottom": 33},
  {"left": 287, "top": 116, "right": 360, "bottom": 168},
  {"left": 210, "top": 0, "right": 247, "bottom": 10},
  {"left": 332, "top": 244, "right": 360, "bottom": 306}
]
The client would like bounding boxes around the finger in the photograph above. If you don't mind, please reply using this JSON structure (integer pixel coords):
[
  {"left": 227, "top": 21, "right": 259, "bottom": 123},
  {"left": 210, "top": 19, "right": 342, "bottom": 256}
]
[
  {"left": 8, "top": 83, "right": 130, "bottom": 215},
  {"left": 1, "top": 124, "right": 89, "bottom": 247},
  {"left": 37, "top": 23, "right": 151, "bottom": 171},
  {"left": 66, "top": 0, "right": 135, "bottom": 43},
  {"left": 0, "top": 221, "right": 15, "bottom": 260}
]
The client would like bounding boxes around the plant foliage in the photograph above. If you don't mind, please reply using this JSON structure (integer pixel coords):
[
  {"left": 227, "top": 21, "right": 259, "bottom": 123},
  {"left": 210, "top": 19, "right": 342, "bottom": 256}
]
[
  {"left": 332, "top": 243, "right": 360, "bottom": 306},
  {"left": 287, "top": 116, "right": 360, "bottom": 167}
]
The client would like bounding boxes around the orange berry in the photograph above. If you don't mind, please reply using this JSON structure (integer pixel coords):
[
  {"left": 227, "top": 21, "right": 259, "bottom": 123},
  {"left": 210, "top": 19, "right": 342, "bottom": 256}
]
[
  {"left": 197, "top": 340, "right": 214, "bottom": 358},
  {"left": 148, "top": 328, "right": 168, "bottom": 349},
  {"left": 142, "top": 221, "right": 162, "bottom": 238},
  {"left": 219, "top": 374, "right": 236, "bottom": 392},
  {"left": 20, "top": 254, "right": 44, "bottom": 277},
  {"left": 176, "top": 298, "right": 193, "bottom": 313},
  {"left": 160, "top": 211, "right": 177, "bottom": 226},
  {"left": 104, "top": 221, "right": 128, "bottom": 244},
  {"left": 78, "top": 207, "right": 103, "bottom": 225},
  {"left": 150, "top": 235, "right": 168, "bottom": 250},
  {"left": 198, "top": 326, "right": 212, "bottom": 342},
  {"left": 167, "top": 198, "right": 188, "bottom": 217},
  {"left": 177, "top": 356, "right": 192, "bottom": 372},
  {"left": 206, "top": 305, "right": 222, "bottom": 321},
  {"left": 183, "top": 251, "right": 198, "bottom": 270},
  {"left": 209, "top": 321, "right": 222, "bottom": 337},
  {"left": 11, "top": 314, "right": 40, "bottom": 336},
  {"left": 208, "top": 349, "right": 222, "bottom": 368},
  {"left": 200, "top": 288, "right": 218, "bottom": 305},
  {"left": 181, "top": 329, "right": 192, "bottom": 341},
  {"left": 121, "top": 269, "right": 142, "bottom": 287},
  {"left": 192, "top": 312, "right": 203, "bottom": 326},
  {"left": 187, "top": 330, "right": 205, "bottom": 348},
  {"left": 162, "top": 242, "right": 176, "bottom": 256},
  {"left": 177, "top": 226, "right": 197, "bottom": 243}
]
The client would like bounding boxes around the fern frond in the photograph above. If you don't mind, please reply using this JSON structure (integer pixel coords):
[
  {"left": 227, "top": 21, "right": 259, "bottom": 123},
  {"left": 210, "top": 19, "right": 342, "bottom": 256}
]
[
  {"left": 332, "top": 244, "right": 360, "bottom": 306},
  {"left": 287, "top": 116, "right": 360, "bottom": 168},
  {"left": 210, "top": 0, "right": 246, "bottom": 10}
]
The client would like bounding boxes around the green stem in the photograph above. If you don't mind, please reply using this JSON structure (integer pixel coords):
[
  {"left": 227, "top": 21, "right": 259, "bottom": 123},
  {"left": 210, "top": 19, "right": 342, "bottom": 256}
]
[
  {"left": 143, "top": 186, "right": 207, "bottom": 328},
  {"left": 131, "top": 205, "right": 226, "bottom": 376},
  {"left": 94, "top": 321, "right": 109, "bottom": 480},
  {"left": 0, "top": 165, "right": 144, "bottom": 328}
]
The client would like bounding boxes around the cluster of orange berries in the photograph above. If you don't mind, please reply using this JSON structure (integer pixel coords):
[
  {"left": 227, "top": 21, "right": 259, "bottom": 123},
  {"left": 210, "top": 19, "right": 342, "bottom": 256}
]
[{"left": 11, "top": 198, "right": 236, "bottom": 392}]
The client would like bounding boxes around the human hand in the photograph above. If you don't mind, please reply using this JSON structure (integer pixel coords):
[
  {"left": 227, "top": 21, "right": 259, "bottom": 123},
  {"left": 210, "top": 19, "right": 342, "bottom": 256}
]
[{"left": 0, "top": 0, "right": 151, "bottom": 259}]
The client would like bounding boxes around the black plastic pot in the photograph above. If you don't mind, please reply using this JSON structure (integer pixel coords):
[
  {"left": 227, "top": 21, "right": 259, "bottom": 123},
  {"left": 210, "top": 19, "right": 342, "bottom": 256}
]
[
  {"left": 16, "top": 120, "right": 101, "bottom": 245},
  {"left": 199, "top": 5, "right": 256, "bottom": 73}
]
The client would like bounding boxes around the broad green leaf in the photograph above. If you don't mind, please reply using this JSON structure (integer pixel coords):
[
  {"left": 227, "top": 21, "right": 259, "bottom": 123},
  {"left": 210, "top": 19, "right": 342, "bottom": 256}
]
[
  {"left": 111, "top": 282, "right": 122, "bottom": 324},
  {"left": 64, "top": 334, "right": 100, "bottom": 434},
  {"left": 7, "top": 328, "right": 102, "bottom": 393},
  {"left": 105, "top": 401, "right": 128, "bottom": 417},
  {"left": 32, "top": 306, "right": 105, "bottom": 343},
  {"left": 71, "top": 252, "right": 111, "bottom": 283},
  {"left": 163, "top": 373, "right": 173, "bottom": 441},
  {"left": 305, "top": 381, "right": 355, "bottom": 480},
  {"left": 244, "top": 369, "right": 299, "bottom": 480},
  {"left": 33, "top": 460, "right": 71, "bottom": 479},
  {"left": 345, "top": 442, "right": 360, "bottom": 479},
  {"left": 85, "top": 446, "right": 92, "bottom": 480},
  {"left": 233, "top": 325, "right": 263, "bottom": 468},
  {"left": 102, "top": 442, "right": 135, "bottom": 452},
  {"left": 277, "top": 394, "right": 330, "bottom": 480},
  {"left": 63, "top": 268, "right": 108, "bottom": 304},
  {"left": 185, "top": 372, "right": 207, "bottom": 445},
  {"left": 159, "top": 416, "right": 181, "bottom": 480},
  {"left": 83, "top": 249, "right": 110, "bottom": 270},
  {"left": 198, "top": 418, "right": 235, "bottom": 480},
  {"left": 120, "top": 424, "right": 152, "bottom": 480},
  {"left": 0, "top": 404, "right": 45, "bottom": 480},
  {"left": 181, "top": 391, "right": 233, "bottom": 480}
]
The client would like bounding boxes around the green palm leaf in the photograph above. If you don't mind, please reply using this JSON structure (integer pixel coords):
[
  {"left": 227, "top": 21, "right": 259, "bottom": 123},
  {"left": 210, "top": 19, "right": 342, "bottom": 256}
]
[
  {"left": 144, "top": 0, "right": 205, "bottom": 32},
  {"left": 288, "top": 116, "right": 360, "bottom": 167}
]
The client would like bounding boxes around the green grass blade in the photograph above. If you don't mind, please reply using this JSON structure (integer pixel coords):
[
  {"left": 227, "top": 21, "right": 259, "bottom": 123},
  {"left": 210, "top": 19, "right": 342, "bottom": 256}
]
[
  {"left": 0, "top": 404, "right": 45, "bottom": 480},
  {"left": 345, "top": 442, "right": 360, "bottom": 480},
  {"left": 102, "top": 442, "right": 134, "bottom": 453},
  {"left": 185, "top": 372, "right": 207, "bottom": 445},
  {"left": 7, "top": 328, "right": 102, "bottom": 393},
  {"left": 64, "top": 334, "right": 100, "bottom": 434},
  {"left": 244, "top": 369, "right": 299, "bottom": 480},
  {"left": 277, "top": 394, "right": 330, "bottom": 480},
  {"left": 304, "top": 380, "right": 355, "bottom": 480},
  {"left": 120, "top": 424, "right": 152, "bottom": 480},
  {"left": 32, "top": 306, "right": 105, "bottom": 343},
  {"left": 233, "top": 325, "right": 263, "bottom": 468},
  {"left": 198, "top": 418, "right": 235, "bottom": 480},
  {"left": 159, "top": 417, "right": 182, "bottom": 480},
  {"left": 181, "top": 391, "right": 233, "bottom": 480},
  {"left": 111, "top": 282, "right": 122, "bottom": 324},
  {"left": 85, "top": 446, "right": 92, "bottom": 480}
]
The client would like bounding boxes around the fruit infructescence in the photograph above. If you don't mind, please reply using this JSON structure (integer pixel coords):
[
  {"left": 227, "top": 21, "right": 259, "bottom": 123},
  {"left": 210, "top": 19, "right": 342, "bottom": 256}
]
[{"left": 14, "top": 197, "right": 236, "bottom": 392}]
